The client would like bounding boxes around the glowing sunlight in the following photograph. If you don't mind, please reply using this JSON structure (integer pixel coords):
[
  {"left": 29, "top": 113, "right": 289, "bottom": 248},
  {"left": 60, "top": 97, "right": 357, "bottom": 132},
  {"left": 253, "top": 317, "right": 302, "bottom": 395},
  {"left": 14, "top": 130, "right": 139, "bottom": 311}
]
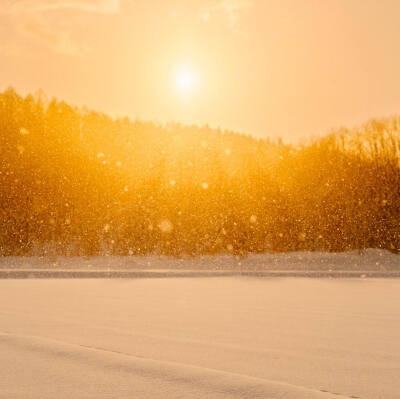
[
  {"left": 174, "top": 64, "right": 197, "bottom": 97},
  {"left": 1, "top": 2, "right": 400, "bottom": 398}
]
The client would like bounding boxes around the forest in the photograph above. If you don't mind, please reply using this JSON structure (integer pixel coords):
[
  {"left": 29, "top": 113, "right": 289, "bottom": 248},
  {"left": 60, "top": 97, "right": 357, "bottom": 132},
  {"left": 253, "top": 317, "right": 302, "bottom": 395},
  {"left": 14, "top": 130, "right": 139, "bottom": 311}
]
[{"left": 0, "top": 87, "right": 399, "bottom": 256}]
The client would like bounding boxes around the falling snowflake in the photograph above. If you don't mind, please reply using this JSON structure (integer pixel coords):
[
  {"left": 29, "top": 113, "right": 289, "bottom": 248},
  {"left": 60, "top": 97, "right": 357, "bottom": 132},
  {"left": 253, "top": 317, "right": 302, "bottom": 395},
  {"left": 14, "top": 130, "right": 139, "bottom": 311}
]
[{"left": 158, "top": 219, "right": 173, "bottom": 233}]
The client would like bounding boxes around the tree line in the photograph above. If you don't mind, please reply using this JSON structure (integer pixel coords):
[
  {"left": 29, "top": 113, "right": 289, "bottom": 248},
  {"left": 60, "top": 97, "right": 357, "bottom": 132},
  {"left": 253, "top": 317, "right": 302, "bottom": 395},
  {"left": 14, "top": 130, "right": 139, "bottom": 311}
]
[{"left": 0, "top": 87, "right": 399, "bottom": 256}]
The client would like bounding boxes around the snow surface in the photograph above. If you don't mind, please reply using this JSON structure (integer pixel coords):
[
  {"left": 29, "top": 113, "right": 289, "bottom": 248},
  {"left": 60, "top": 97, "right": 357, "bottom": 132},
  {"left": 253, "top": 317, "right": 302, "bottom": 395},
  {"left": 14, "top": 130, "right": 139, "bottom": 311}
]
[
  {"left": 0, "top": 248, "right": 399, "bottom": 272},
  {"left": 1, "top": 277, "right": 400, "bottom": 398}
]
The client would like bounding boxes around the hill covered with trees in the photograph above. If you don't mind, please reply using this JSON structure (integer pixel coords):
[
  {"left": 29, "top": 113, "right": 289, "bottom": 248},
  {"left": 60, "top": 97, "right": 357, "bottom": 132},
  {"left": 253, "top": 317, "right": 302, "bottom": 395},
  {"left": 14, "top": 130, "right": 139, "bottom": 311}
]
[{"left": 0, "top": 88, "right": 399, "bottom": 256}]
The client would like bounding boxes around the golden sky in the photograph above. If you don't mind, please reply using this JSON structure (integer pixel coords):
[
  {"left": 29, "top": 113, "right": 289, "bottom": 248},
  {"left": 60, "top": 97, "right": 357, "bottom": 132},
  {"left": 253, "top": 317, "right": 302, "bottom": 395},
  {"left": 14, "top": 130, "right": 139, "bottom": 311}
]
[{"left": 1, "top": 0, "right": 400, "bottom": 141}]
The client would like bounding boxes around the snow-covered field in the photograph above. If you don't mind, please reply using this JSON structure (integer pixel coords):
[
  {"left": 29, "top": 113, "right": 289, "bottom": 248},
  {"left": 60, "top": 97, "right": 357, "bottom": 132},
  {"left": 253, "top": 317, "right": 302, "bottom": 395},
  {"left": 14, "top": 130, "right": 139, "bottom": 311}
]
[{"left": 1, "top": 277, "right": 400, "bottom": 398}]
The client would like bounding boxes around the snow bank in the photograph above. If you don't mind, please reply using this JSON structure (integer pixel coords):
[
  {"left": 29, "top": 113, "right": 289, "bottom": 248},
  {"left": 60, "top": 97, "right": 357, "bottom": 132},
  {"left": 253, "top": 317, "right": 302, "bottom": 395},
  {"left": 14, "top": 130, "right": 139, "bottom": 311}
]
[{"left": 0, "top": 249, "right": 398, "bottom": 272}]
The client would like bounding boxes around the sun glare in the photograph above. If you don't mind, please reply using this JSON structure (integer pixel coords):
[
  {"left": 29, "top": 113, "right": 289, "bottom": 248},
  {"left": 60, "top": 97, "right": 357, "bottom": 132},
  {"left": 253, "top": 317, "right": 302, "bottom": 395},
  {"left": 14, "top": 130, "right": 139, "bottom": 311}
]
[{"left": 174, "top": 65, "right": 197, "bottom": 96}]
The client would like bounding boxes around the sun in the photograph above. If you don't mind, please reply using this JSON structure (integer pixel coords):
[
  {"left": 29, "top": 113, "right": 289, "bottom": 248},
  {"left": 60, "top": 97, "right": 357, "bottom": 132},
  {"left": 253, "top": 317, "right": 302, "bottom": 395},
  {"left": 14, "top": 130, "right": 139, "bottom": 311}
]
[{"left": 174, "top": 65, "right": 197, "bottom": 96}]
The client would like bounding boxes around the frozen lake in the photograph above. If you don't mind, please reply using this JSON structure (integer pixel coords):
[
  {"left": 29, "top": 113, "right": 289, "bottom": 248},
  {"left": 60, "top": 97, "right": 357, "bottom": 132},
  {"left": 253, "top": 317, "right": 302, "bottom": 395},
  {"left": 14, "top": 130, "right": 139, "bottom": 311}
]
[{"left": 1, "top": 277, "right": 399, "bottom": 398}]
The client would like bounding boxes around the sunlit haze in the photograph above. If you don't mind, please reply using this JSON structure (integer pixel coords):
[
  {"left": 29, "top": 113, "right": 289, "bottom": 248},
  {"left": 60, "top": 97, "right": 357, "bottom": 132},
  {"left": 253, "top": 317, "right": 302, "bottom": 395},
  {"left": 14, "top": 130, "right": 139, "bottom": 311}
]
[
  {"left": 1, "top": 2, "right": 400, "bottom": 397},
  {"left": 1, "top": 0, "right": 400, "bottom": 140}
]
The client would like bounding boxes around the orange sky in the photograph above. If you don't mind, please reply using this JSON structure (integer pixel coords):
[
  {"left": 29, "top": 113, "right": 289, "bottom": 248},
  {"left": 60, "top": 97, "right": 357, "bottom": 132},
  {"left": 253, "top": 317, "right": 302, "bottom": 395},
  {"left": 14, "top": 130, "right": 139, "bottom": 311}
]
[{"left": 1, "top": 0, "right": 400, "bottom": 141}]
